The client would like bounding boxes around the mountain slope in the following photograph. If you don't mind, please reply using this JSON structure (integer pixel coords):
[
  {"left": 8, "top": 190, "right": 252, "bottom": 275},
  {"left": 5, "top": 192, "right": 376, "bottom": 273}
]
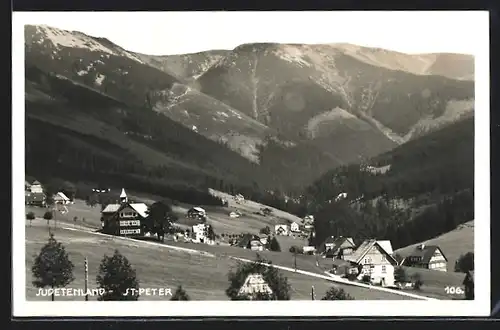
[
  {"left": 24, "top": 24, "right": 475, "bottom": 191},
  {"left": 196, "top": 43, "right": 474, "bottom": 141},
  {"left": 24, "top": 25, "right": 276, "bottom": 163},
  {"left": 305, "top": 116, "right": 474, "bottom": 250},
  {"left": 25, "top": 66, "right": 281, "bottom": 202}
]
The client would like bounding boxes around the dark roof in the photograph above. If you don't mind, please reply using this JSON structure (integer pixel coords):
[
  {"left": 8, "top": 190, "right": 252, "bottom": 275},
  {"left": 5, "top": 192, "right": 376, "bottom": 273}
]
[
  {"left": 319, "top": 236, "right": 355, "bottom": 254},
  {"left": 237, "top": 234, "right": 259, "bottom": 248},
  {"left": 406, "top": 245, "right": 448, "bottom": 264},
  {"left": 323, "top": 236, "right": 336, "bottom": 245}
]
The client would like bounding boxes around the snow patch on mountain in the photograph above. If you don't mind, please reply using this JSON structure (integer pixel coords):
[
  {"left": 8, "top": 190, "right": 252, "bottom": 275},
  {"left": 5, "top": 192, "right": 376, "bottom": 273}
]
[
  {"left": 272, "top": 45, "right": 312, "bottom": 67},
  {"left": 32, "top": 25, "right": 145, "bottom": 64}
]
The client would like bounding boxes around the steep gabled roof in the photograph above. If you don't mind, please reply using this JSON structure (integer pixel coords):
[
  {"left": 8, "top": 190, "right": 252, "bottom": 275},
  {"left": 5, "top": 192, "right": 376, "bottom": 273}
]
[
  {"left": 54, "top": 191, "right": 70, "bottom": 201},
  {"left": 407, "top": 245, "right": 448, "bottom": 264},
  {"left": 377, "top": 240, "right": 393, "bottom": 255},
  {"left": 101, "top": 202, "right": 148, "bottom": 218},
  {"left": 345, "top": 239, "right": 397, "bottom": 265},
  {"left": 102, "top": 204, "right": 121, "bottom": 214},
  {"left": 130, "top": 203, "right": 148, "bottom": 218}
]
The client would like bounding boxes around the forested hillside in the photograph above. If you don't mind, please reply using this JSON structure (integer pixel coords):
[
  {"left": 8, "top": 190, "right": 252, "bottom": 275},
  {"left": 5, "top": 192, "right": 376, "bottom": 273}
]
[
  {"left": 306, "top": 117, "right": 474, "bottom": 249},
  {"left": 25, "top": 67, "right": 282, "bottom": 206}
]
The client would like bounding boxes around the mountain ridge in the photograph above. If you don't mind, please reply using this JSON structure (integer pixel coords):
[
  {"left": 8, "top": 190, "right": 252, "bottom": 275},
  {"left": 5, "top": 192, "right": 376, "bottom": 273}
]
[{"left": 24, "top": 24, "right": 475, "bottom": 190}]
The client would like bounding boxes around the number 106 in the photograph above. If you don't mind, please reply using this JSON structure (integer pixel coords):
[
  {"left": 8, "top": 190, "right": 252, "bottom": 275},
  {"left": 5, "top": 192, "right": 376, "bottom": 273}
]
[{"left": 445, "top": 286, "right": 464, "bottom": 295}]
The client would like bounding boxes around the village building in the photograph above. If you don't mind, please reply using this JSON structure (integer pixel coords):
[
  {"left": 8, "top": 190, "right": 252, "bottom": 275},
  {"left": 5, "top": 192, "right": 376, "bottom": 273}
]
[
  {"left": 30, "top": 180, "right": 44, "bottom": 194},
  {"left": 401, "top": 244, "right": 448, "bottom": 272},
  {"left": 318, "top": 236, "right": 356, "bottom": 259},
  {"left": 250, "top": 239, "right": 264, "bottom": 251},
  {"left": 274, "top": 224, "right": 289, "bottom": 236},
  {"left": 237, "top": 234, "right": 260, "bottom": 249},
  {"left": 229, "top": 211, "right": 241, "bottom": 218},
  {"left": 259, "top": 235, "right": 268, "bottom": 245},
  {"left": 234, "top": 194, "right": 245, "bottom": 203},
  {"left": 304, "top": 215, "right": 314, "bottom": 222},
  {"left": 302, "top": 246, "right": 316, "bottom": 255},
  {"left": 25, "top": 191, "right": 46, "bottom": 207},
  {"left": 187, "top": 207, "right": 207, "bottom": 220},
  {"left": 191, "top": 223, "right": 212, "bottom": 244},
  {"left": 290, "top": 222, "right": 300, "bottom": 233},
  {"left": 344, "top": 239, "right": 398, "bottom": 287},
  {"left": 463, "top": 270, "right": 474, "bottom": 300},
  {"left": 53, "top": 191, "right": 71, "bottom": 205},
  {"left": 100, "top": 188, "right": 148, "bottom": 237},
  {"left": 330, "top": 259, "right": 358, "bottom": 277}
]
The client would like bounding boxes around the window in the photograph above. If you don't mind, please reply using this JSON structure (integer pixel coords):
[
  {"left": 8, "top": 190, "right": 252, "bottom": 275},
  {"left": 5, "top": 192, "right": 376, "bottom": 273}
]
[
  {"left": 382, "top": 265, "right": 386, "bottom": 273},
  {"left": 364, "top": 257, "right": 372, "bottom": 264},
  {"left": 381, "top": 255, "right": 386, "bottom": 262}
]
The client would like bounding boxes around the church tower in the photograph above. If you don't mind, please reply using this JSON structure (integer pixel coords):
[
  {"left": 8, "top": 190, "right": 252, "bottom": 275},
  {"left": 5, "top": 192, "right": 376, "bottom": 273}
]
[{"left": 120, "top": 188, "right": 128, "bottom": 204}]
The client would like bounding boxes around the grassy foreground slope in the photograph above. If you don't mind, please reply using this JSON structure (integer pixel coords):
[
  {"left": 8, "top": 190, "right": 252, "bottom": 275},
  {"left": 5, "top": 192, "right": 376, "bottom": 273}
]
[{"left": 25, "top": 224, "right": 414, "bottom": 301}]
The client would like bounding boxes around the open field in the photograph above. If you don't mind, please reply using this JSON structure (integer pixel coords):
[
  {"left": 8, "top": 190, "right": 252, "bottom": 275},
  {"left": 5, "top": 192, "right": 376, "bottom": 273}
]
[
  {"left": 402, "top": 266, "right": 466, "bottom": 300},
  {"left": 394, "top": 220, "right": 474, "bottom": 272},
  {"left": 25, "top": 222, "right": 415, "bottom": 301}
]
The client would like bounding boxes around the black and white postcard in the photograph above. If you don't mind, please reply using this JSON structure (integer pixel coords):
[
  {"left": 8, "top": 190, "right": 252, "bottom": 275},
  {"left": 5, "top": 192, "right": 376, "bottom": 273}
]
[{"left": 12, "top": 11, "right": 490, "bottom": 317}]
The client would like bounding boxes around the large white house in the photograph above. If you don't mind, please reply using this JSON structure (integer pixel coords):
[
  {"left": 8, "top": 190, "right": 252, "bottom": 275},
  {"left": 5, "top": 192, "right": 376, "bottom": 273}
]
[
  {"left": 192, "top": 223, "right": 208, "bottom": 243},
  {"left": 344, "top": 239, "right": 398, "bottom": 287}
]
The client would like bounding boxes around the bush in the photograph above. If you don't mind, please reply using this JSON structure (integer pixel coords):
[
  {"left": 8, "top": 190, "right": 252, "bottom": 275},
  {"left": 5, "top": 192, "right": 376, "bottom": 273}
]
[
  {"left": 43, "top": 211, "right": 53, "bottom": 220},
  {"left": 394, "top": 266, "right": 407, "bottom": 283},
  {"left": 454, "top": 252, "right": 474, "bottom": 273},
  {"left": 259, "top": 226, "right": 271, "bottom": 235},
  {"left": 361, "top": 275, "right": 371, "bottom": 283},
  {"left": 411, "top": 273, "right": 423, "bottom": 290},
  {"left": 269, "top": 237, "right": 281, "bottom": 252},
  {"left": 26, "top": 212, "right": 35, "bottom": 220},
  {"left": 322, "top": 287, "right": 355, "bottom": 300},
  {"left": 170, "top": 285, "right": 190, "bottom": 300},
  {"left": 346, "top": 273, "right": 358, "bottom": 281},
  {"left": 289, "top": 246, "right": 301, "bottom": 254}
]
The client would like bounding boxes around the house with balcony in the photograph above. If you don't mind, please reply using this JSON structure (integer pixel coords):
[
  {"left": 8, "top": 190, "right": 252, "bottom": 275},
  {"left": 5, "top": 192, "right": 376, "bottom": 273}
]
[
  {"left": 401, "top": 244, "right": 448, "bottom": 272},
  {"left": 344, "top": 239, "right": 398, "bottom": 287},
  {"left": 101, "top": 188, "right": 148, "bottom": 237}
]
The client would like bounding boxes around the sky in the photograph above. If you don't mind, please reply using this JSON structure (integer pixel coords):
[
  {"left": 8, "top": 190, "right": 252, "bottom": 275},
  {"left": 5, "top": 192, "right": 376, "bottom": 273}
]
[{"left": 14, "top": 11, "right": 488, "bottom": 56}]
